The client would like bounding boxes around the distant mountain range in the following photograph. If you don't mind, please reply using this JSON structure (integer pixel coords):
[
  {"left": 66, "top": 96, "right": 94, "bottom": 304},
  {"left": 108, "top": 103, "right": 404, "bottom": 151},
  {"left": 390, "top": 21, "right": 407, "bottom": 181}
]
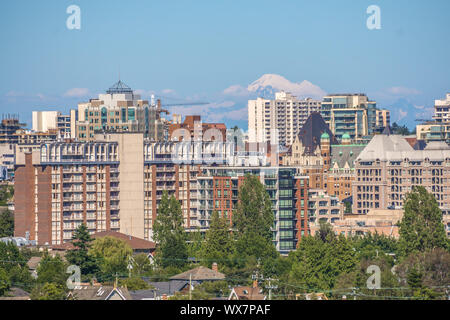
[
  {"left": 388, "top": 98, "right": 434, "bottom": 129},
  {"left": 221, "top": 74, "right": 435, "bottom": 130},
  {"left": 246, "top": 74, "right": 326, "bottom": 100}
]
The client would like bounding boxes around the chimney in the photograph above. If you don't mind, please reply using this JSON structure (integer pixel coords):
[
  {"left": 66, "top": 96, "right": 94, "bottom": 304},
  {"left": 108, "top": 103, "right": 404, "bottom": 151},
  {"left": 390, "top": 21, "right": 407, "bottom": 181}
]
[
  {"left": 252, "top": 279, "right": 258, "bottom": 288},
  {"left": 212, "top": 262, "right": 218, "bottom": 272}
]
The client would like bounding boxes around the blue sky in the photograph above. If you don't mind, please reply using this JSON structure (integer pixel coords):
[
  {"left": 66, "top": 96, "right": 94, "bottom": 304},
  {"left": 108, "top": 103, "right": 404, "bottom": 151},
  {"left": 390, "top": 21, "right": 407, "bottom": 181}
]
[{"left": 1, "top": 0, "right": 449, "bottom": 129}]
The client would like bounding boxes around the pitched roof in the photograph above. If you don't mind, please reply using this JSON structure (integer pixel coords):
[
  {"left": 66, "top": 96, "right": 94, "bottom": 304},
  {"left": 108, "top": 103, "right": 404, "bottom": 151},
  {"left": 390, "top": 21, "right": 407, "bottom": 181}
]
[
  {"left": 70, "top": 285, "right": 132, "bottom": 300},
  {"left": 229, "top": 286, "right": 266, "bottom": 300},
  {"left": 170, "top": 266, "right": 225, "bottom": 281},
  {"left": 330, "top": 144, "right": 366, "bottom": 169},
  {"left": 26, "top": 256, "right": 41, "bottom": 270},
  {"left": 357, "top": 135, "right": 414, "bottom": 161},
  {"left": 92, "top": 231, "right": 156, "bottom": 251},
  {"left": 357, "top": 134, "right": 450, "bottom": 162},
  {"left": 51, "top": 231, "right": 156, "bottom": 251},
  {"left": 0, "top": 287, "right": 31, "bottom": 300},
  {"left": 296, "top": 113, "right": 338, "bottom": 154},
  {"left": 129, "top": 280, "right": 190, "bottom": 300}
]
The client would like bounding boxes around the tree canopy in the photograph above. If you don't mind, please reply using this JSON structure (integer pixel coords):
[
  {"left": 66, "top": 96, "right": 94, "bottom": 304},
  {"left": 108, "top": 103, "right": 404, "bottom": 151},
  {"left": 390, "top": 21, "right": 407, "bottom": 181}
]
[
  {"left": 153, "top": 191, "right": 188, "bottom": 268},
  {"left": 398, "top": 186, "right": 448, "bottom": 256}
]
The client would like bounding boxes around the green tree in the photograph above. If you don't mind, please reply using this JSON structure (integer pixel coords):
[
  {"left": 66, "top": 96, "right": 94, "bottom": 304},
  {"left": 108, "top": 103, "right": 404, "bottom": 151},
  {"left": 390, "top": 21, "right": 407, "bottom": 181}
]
[
  {"left": 201, "top": 211, "right": 234, "bottom": 268},
  {"left": 0, "top": 267, "right": 10, "bottom": 296},
  {"left": 89, "top": 236, "right": 133, "bottom": 280},
  {"left": 36, "top": 253, "right": 67, "bottom": 288},
  {"left": 334, "top": 256, "right": 404, "bottom": 300},
  {"left": 31, "top": 282, "right": 67, "bottom": 300},
  {"left": 398, "top": 186, "right": 448, "bottom": 256},
  {"left": 131, "top": 253, "right": 153, "bottom": 276},
  {"left": 153, "top": 191, "right": 188, "bottom": 269},
  {"left": 233, "top": 174, "right": 277, "bottom": 260},
  {"left": 391, "top": 122, "right": 411, "bottom": 136},
  {"left": 187, "top": 228, "right": 203, "bottom": 260},
  {"left": 0, "top": 241, "right": 34, "bottom": 291},
  {"left": 396, "top": 248, "right": 449, "bottom": 299},
  {"left": 0, "top": 209, "right": 14, "bottom": 237},
  {"left": 120, "top": 277, "right": 152, "bottom": 291},
  {"left": 0, "top": 185, "right": 13, "bottom": 206},
  {"left": 65, "top": 224, "right": 100, "bottom": 280},
  {"left": 288, "top": 233, "right": 357, "bottom": 292}
]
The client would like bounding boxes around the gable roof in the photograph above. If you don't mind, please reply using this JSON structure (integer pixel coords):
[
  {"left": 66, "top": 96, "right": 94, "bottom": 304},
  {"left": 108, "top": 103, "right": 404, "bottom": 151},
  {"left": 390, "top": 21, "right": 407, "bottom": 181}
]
[
  {"left": 51, "top": 231, "right": 156, "bottom": 252},
  {"left": 92, "top": 231, "right": 156, "bottom": 251},
  {"left": 69, "top": 285, "right": 132, "bottom": 300},
  {"left": 170, "top": 266, "right": 225, "bottom": 281},
  {"left": 229, "top": 286, "right": 266, "bottom": 300},
  {"left": 296, "top": 113, "right": 338, "bottom": 154}
]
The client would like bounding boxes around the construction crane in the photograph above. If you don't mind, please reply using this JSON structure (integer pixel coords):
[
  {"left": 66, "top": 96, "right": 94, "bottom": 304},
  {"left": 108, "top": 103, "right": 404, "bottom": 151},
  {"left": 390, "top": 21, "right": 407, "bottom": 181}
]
[
  {"left": 151, "top": 94, "right": 210, "bottom": 117},
  {"left": 415, "top": 118, "right": 433, "bottom": 123}
]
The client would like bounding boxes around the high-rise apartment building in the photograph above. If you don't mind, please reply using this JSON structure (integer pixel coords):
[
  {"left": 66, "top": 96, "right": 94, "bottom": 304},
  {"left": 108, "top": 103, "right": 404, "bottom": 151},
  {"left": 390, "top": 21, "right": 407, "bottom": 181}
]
[
  {"left": 13, "top": 132, "right": 269, "bottom": 243},
  {"left": 248, "top": 91, "right": 321, "bottom": 147},
  {"left": 197, "top": 166, "right": 309, "bottom": 254},
  {"left": 76, "top": 81, "right": 166, "bottom": 142},
  {"left": 417, "top": 93, "right": 450, "bottom": 144},
  {"left": 321, "top": 94, "right": 387, "bottom": 141},
  {"left": 434, "top": 93, "right": 450, "bottom": 123},
  {"left": 32, "top": 110, "right": 78, "bottom": 139}
]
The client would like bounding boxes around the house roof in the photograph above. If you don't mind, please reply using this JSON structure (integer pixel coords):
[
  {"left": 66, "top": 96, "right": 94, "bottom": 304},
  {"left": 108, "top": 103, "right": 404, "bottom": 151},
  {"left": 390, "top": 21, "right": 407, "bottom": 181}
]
[
  {"left": 143, "top": 280, "right": 188, "bottom": 296},
  {"left": 0, "top": 287, "right": 31, "bottom": 300},
  {"left": 26, "top": 256, "right": 41, "bottom": 270},
  {"left": 229, "top": 286, "right": 266, "bottom": 300},
  {"left": 296, "top": 113, "right": 338, "bottom": 154},
  {"left": 51, "top": 231, "right": 156, "bottom": 251},
  {"left": 170, "top": 266, "right": 225, "bottom": 281},
  {"left": 92, "top": 231, "right": 156, "bottom": 251},
  {"left": 70, "top": 285, "right": 132, "bottom": 300}
]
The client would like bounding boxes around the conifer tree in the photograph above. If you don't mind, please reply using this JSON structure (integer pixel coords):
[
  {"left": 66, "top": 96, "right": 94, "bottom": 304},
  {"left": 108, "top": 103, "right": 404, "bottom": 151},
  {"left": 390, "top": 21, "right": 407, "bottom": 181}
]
[
  {"left": 153, "top": 191, "right": 188, "bottom": 268},
  {"left": 398, "top": 186, "right": 448, "bottom": 255},
  {"left": 201, "top": 210, "right": 234, "bottom": 268}
]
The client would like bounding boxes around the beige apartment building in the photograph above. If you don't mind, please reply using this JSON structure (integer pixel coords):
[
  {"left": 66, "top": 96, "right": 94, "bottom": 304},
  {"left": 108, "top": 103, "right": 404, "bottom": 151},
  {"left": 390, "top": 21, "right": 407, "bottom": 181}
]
[
  {"left": 307, "top": 189, "right": 343, "bottom": 227},
  {"left": 32, "top": 110, "right": 78, "bottom": 139},
  {"left": 248, "top": 91, "right": 321, "bottom": 147},
  {"left": 327, "top": 209, "right": 404, "bottom": 238},
  {"left": 320, "top": 93, "right": 388, "bottom": 141},
  {"left": 352, "top": 134, "right": 450, "bottom": 235},
  {"left": 416, "top": 93, "right": 450, "bottom": 144},
  {"left": 14, "top": 132, "right": 240, "bottom": 245},
  {"left": 76, "top": 81, "right": 166, "bottom": 142}
]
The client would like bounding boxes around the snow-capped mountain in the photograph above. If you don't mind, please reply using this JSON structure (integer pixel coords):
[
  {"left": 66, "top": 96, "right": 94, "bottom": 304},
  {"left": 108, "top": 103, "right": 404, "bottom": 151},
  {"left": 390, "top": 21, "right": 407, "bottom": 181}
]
[
  {"left": 389, "top": 98, "right": 434, "bottom": 129},
  {"left": 247, "top": 74, "right": 326, "bottom": 100}
]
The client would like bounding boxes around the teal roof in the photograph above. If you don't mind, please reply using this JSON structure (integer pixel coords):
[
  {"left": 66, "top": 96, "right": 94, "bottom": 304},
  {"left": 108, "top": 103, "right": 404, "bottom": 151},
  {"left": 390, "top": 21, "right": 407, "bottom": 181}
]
[
  {"left": 342, "top": 133, "right": 351, "bottom": 139},
  {"left": 321, "top": 132, "right": 330, "bottom": 139}
]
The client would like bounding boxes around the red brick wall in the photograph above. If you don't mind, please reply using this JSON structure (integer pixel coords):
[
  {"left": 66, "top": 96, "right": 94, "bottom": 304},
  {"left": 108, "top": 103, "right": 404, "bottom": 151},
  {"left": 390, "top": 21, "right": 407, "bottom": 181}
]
[{"left": 14, "top": 153, "right": 35, "bottom": 239}]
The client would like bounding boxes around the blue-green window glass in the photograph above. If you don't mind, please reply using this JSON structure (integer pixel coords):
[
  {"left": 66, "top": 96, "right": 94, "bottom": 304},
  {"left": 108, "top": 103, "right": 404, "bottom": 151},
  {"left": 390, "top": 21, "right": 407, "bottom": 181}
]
[{"left": 128, "top": 108, "right": 135, "bottom": 121}]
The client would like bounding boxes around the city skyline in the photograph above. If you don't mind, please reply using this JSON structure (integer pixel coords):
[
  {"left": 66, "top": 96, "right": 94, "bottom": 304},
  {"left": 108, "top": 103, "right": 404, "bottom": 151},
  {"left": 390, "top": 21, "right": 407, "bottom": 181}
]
[{"left": 1, "top": 0, "right": 450, "bottom": 129}]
